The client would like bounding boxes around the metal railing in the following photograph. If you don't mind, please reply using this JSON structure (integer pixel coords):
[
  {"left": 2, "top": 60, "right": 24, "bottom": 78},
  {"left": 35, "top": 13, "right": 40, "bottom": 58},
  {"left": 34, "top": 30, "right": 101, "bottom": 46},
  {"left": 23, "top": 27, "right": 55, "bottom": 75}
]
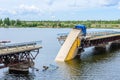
[
  {"left": 0, "top": 41, "right": 42, "bottom": 50},
  {"left": 87, "top": 31, "right": 120, "bottom": 38}
]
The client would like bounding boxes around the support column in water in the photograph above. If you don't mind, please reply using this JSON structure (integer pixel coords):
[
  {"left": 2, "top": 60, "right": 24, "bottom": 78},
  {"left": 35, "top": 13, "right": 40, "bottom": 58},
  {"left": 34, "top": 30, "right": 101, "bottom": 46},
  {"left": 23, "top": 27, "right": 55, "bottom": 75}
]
[
  {"left": 110, "top": 40, "right": 120, "bottom": 50},
  {"left": 9, "top": 61, "right": 34, "bottom": 74},
  {"left": 94, "top": 44, "right": 106, "bottom": 53}
]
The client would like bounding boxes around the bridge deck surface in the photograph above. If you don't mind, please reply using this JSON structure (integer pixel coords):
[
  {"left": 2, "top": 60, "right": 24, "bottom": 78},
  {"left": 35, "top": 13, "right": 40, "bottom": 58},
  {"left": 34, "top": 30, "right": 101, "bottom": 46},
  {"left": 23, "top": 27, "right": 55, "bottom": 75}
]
[
  {"left": 58, "top": 33, "right": 120, "bottom": 41},
  {"left": 89, "top": 34, "right": 120, "bottom": 40},
  {"left": 0, "top": 45, "right": 42, "bottom": 56}
]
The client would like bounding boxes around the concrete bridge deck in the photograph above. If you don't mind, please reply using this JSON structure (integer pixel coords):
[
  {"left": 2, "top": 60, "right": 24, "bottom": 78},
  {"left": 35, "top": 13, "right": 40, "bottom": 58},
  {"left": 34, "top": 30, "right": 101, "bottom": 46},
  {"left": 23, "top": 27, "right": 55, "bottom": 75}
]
[{"left": 0, "top": 45, "right": 42, "bottom": 56}]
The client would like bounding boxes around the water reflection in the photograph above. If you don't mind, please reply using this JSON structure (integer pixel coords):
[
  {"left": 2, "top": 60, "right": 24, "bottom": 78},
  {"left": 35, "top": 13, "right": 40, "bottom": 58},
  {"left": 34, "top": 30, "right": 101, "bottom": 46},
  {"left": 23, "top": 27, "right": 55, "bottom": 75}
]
[
  {"left": 0, "top": 72, "right": 35, "bottom": 80},
  {"left": 56, "top": 46, "right": 120, "bottom": 80}
]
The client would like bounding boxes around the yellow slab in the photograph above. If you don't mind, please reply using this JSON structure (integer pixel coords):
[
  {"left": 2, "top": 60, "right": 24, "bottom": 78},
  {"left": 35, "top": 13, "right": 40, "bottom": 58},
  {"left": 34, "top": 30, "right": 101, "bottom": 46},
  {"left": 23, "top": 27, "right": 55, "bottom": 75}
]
[
  {"left": 65, "top": 37, "right": 81, "bottom": 61},
  {"left": 55, "top": 29, "right": 81, "bottom": 62}
]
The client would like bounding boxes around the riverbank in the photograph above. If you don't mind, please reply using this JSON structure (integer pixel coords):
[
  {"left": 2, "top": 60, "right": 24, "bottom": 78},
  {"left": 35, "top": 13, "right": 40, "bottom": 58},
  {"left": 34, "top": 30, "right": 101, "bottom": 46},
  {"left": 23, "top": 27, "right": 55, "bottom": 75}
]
[{"left": 0, "top": 18, "right": 120, "bottom": 28}]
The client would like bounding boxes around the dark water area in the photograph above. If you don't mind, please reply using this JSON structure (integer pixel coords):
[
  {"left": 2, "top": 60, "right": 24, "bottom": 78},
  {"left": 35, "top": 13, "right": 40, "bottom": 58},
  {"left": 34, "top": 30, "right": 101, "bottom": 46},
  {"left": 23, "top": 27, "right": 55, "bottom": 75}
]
[{"left": 0, "top": 28, "right": 120, "bottom": 80}]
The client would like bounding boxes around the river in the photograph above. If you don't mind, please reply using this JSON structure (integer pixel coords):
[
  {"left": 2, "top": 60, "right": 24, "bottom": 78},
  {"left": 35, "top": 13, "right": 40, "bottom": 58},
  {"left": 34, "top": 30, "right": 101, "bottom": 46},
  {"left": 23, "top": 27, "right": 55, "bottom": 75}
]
[{"left": 0, "top": 28, "right": 120, "bottom": 80}]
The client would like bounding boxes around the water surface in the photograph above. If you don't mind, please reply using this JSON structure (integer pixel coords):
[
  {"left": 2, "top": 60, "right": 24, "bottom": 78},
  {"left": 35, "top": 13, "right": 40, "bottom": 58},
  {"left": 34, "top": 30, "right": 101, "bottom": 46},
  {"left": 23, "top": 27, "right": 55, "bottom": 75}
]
[{"left": 0, "top": 28, "right": 120, "bottom": 80}]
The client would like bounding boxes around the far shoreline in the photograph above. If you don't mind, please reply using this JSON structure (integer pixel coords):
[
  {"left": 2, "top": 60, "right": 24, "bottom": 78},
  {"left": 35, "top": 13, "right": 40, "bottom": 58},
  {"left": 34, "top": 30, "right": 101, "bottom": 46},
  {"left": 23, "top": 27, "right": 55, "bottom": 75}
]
[{"left": 0, "top": 18, "right": 120, "bottom": 29}]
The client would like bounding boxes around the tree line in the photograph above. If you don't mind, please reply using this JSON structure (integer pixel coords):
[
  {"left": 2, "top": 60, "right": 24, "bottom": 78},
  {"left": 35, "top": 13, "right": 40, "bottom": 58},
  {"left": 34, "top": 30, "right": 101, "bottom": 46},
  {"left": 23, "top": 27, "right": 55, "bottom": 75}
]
[{"left": 0, "top": 17, "right": 120, "bottom": 28}]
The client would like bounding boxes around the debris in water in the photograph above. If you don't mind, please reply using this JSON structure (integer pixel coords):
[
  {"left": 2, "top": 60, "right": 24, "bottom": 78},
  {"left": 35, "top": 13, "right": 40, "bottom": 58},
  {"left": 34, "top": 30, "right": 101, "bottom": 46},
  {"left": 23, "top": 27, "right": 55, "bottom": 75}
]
[
  {"left": 42, "top": 66, "right": 49, "bottom": 71},
  {"left": 42, "top": 64, "right": 59, "bottom": 72}
]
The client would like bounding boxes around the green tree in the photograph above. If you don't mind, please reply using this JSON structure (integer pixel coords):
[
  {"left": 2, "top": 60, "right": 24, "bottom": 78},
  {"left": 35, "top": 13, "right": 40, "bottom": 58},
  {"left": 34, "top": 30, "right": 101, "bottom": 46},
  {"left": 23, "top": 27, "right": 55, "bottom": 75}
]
[
  {"left": 10, "top": 20, "right": 16, "bottom": 26},
  {"left": 0, "top": 19, "right": 2, "bottom": 26},
  {"left": 16, "top": 19, "right": 21, "bottom": 26},
  {"left": 52, "top": 23, "right": 57, "bottom": 28},
  {"left": 4, "top": 17, "right": 10, "bottom": 26}
]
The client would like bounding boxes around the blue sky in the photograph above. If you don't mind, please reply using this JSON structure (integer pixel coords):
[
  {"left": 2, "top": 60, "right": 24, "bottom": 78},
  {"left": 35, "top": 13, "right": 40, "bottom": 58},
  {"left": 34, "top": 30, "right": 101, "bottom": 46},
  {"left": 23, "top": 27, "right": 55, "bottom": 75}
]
[{"left": 0, "top": 0, "right": 120, "bottom": 20}]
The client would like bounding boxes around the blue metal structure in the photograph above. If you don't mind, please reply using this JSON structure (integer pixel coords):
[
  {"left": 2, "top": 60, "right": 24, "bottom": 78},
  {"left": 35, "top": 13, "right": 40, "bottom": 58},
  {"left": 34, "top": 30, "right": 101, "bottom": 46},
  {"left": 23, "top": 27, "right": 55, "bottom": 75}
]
[{"left": 75, "top": 24, "right": 86, "bottom": 36}]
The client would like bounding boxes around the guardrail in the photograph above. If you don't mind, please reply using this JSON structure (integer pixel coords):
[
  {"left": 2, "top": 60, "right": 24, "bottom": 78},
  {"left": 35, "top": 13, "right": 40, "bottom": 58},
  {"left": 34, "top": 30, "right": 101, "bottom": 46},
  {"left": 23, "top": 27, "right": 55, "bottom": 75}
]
[
  {"left": 87, "top": 31, "right": 120, "bottom": 38},
  {"left": 0, "top": 41, "right": 42, "bottom": 50}
]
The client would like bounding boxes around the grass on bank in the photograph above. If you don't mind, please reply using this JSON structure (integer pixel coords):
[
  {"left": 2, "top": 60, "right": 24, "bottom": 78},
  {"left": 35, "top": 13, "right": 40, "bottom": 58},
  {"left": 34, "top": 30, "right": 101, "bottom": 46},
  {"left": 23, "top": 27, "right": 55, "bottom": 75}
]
[{"left": 0, "top": 18, "right": 120, "bottom": 28}]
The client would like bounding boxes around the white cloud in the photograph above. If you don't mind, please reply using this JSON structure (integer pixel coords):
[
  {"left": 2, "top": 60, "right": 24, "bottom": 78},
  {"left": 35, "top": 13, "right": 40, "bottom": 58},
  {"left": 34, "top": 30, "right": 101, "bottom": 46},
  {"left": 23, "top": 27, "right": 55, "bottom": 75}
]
[
  {"left": 118, "top": 1, "right": 120, "bottom": 9},
  {"left": 0, "top": 4, "right": 43, "bottom": 20},
  {"left": 0, "top": 0, "right": 120, "bottom": 20},
  {"left": 9, "top": 10, "right": 17, "bottom": 15},
  {"left": 19, "top": 4, "right": 39, "bottom": 11},
  {"left": 37, "top": 0, "right": 119, "bottom": 13},
  {"left": 0, "top": 8, "right": 4, "bottom": 11},
  {"left": 0, "top": 8, "right": 12, "bottom": 15},
  {"left": 0, "top": 0, "right": 119, "bottom": 15},
  {"left": 51, "top": 15, "right": 56, "bottom": 19},
  {"left": 45, "top": 0, "right": 55, "bottom": 5},
  {"left": 18, "top": 4, "right": 41, "bottom": 15}
]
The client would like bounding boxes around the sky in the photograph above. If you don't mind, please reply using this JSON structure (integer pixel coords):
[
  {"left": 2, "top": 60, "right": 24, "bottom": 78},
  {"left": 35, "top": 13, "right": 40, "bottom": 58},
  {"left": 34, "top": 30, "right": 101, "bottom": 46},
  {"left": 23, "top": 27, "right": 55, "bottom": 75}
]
[{"left": 0, "top": 0, "right": 120, "bottom": 21}]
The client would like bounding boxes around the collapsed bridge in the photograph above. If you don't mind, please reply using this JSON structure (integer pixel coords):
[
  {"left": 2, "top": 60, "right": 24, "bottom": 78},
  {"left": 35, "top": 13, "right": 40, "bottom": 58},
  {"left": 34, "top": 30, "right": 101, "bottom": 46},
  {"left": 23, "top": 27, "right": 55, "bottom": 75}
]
[
  {"left": 0, "top": 41, "right": 42, "bottom": 74},
  {"left": 55, "top": 25, "right": 120, "bottom": 62}
]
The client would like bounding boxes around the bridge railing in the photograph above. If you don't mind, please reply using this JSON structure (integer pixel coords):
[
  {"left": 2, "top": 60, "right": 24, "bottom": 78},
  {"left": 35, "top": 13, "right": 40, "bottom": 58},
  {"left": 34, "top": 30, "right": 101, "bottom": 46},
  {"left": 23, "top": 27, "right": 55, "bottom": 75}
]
[
  {"left": 57, "top": 31, "right": 120, "bottom": 45},
  {"left": 87, "top": 31, "right": 120, "bottom": 38},
  {"left": 57, "top": 31, "right": 120, "bottom": 39},
  {"left": 0, "top": 41, "right": 42, "bottom": 50}
]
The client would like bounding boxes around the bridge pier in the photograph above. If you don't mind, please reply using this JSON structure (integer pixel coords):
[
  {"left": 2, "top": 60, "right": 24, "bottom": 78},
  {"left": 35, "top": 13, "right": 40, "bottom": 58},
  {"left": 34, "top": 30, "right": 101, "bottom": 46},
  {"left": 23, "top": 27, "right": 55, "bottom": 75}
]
[
  {"left": 9, "top": 61, "right": 34, "bottom": 74},
  {"left": 110, "top": 40, "right": 120, "bottom": 50},
  {"left": 94, "top": 44, "right": 106, "bottom": 53},
  {"left": 0, "top": 41, "right": 42, "bottom": 74}
]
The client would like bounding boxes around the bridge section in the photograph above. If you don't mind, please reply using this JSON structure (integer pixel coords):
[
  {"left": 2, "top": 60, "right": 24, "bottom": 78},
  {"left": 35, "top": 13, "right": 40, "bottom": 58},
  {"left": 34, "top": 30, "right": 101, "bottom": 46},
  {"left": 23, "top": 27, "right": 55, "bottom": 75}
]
[
  {"left": 55, "top": 29, "right": 81, "bottom": 61},
  {"left": 0, "top": 41, "right": 42, "bottom": 74},
  {"left": 82, "top": 33, "right": 120, "bottom": 48},
  {"left": 56, "top": 26, "right": 120, "bottom": 62}
]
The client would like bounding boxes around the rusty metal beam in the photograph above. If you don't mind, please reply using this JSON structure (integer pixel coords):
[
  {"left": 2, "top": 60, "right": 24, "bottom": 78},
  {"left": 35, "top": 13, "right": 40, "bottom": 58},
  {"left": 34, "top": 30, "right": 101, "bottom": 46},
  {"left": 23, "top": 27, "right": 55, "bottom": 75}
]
[{"left": 0, "top": 48, "right": 40, "bottom": 69}]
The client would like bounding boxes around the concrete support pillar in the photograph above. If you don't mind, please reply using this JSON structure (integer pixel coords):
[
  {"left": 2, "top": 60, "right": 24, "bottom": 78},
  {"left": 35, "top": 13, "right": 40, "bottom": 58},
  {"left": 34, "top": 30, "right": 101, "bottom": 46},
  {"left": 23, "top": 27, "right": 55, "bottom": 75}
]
[
  {"left": 110, "top": 40, "right": 120, "bottom": 50},
  {"left": 9, "top": 61, "right": 34, "bottom": 74},
  {"left": 94, "top": 44, "right": 106, "bottom": 53}
]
